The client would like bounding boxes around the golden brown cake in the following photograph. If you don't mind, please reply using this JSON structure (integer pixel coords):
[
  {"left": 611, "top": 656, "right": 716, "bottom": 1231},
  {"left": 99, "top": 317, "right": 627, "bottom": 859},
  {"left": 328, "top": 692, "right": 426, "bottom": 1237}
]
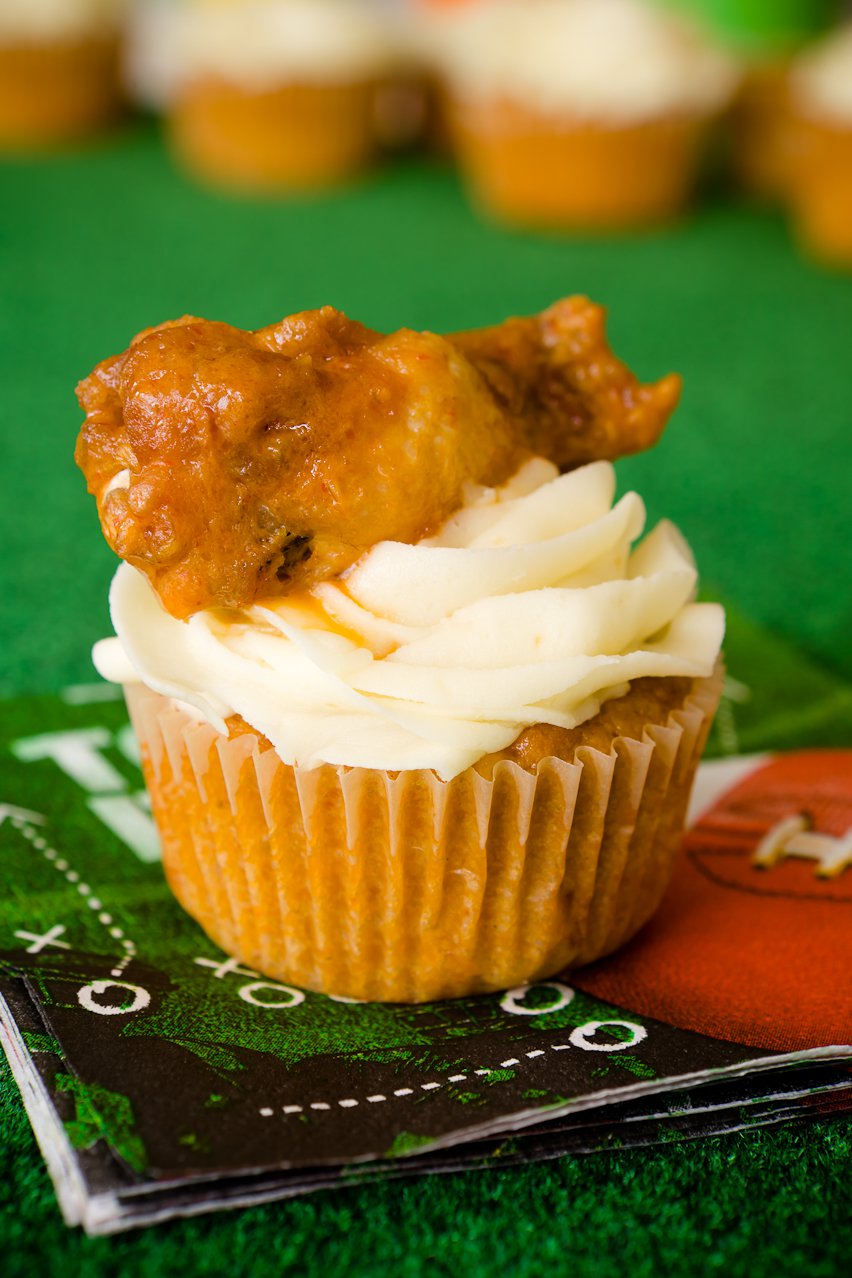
[{"left": 77, "top": 300, "right": 724, "bottom": 1002}]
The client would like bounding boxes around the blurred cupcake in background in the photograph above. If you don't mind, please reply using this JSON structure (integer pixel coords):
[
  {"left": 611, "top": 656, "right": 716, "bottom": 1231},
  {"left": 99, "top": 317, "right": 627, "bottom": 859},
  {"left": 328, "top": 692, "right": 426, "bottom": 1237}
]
[
  {"left": 667, "top": 0, "right": 841, "bottom": 200},
  {"left": 123, "top": 0, "right": 185, "bottom": 113},
  {"left": 426, "top": 0, "right": 740, "bottom": 231},
  {"left": 166, "top": 0, "right": 400, "bottom": 193},
  {"left": 0, "top": 0, "right": 125, "bottom": 149},
  {"left": 786, "top": 24, "right": 852, "bottom": 266}
]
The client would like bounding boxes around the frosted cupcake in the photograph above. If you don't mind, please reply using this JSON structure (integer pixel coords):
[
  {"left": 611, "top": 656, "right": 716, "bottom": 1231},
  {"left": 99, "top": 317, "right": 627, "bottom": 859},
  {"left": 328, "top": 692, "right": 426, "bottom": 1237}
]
[
  {"left": 0, "top": 0, "right": 125, "bottom": 148},
  {"left": 167, "top": 0, "right": 398, "bottom": 192},
  {"left": 667, "top": 0, "right": 840, "bottom": 198},
  {"left": 786, "top": 25, "right": 852, "bottom": 266},
  {"left": 427, "top": 0, "right": 740, "bottom": 229},
  {"left": 77, "top": 299, "right": 723, "bottom": 1002}
]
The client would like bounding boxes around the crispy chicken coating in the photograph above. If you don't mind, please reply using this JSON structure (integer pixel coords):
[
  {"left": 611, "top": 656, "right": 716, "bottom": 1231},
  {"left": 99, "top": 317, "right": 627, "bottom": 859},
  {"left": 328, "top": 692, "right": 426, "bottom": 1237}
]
[{"left": 75, "top": 298, "right": 680, "bottom": 618}]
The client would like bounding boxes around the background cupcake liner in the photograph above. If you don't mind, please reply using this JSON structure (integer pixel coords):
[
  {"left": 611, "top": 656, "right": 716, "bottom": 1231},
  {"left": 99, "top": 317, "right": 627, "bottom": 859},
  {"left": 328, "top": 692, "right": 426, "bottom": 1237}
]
[
  {"left": 448, "top": 99, "right": 715, "bottom": 229},
  {"left": 126, "top": 665, "right": 723, "bottom": 1003},
  {"left": 0, "top": 36, "right": 121, "bottom": 148},
  {"left": 170, "top": 78, "right": 381, "bottom": 192}
]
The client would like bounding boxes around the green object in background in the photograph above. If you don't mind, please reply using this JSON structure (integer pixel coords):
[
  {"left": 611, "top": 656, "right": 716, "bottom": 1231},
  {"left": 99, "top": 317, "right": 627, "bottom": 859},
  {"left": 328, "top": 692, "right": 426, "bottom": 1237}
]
[{"left": 664, "top": 0, "right": 841, "bottom": 51}]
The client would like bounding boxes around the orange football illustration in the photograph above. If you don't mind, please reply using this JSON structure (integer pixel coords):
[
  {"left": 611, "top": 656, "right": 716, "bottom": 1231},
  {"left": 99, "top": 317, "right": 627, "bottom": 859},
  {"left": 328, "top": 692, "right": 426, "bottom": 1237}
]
[{"left": 574, "top": 752, "right": 852, "bottom": 1053}]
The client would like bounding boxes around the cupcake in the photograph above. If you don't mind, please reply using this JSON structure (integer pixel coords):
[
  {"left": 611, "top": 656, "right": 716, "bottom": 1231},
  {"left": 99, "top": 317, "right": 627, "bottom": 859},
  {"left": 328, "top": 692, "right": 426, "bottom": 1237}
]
[
  {"left": 0, "top": 0, "right": 125, "bottom": 149},
  {"left": 668, "top": 0, "right": 841, "bottom": 199},
  {"left": 76, "top": 299, "right": 724, "bottom": 1002},
  {"left": 786, "top": 25, "right": 852, "bottom": 266},
  {"left": 167, "top": 0, "right": 399, "bottom": 192},
  {"left": 425, "top": 0, "right": 740, "bottom": 230}
]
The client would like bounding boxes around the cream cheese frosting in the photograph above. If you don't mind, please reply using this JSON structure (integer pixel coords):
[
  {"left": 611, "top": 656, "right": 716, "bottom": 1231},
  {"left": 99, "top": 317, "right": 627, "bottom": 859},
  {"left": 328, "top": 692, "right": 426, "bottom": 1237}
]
[
  {"left": 425, "top": 0, "right": 739, "bottom": 122},
  {"left": 791, "top": 25, "right": 852, "bottom": 125},
  {"left": 173, "top": 0, "right": 397, "bottom": 90},
  {"left": 94, "top": 458, "right": 724, "bottom": 781},
  {"left": 0, "top": 0, "right": 123, "bottom": 41}
]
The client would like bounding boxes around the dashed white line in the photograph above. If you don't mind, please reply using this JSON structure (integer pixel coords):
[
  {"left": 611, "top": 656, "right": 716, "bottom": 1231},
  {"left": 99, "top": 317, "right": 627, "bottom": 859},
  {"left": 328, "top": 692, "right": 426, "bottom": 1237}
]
[
  {"left": 258, "top": 1045, "right": 572, "bottom": 1119},
  {"left": 14, "top": 818, "right": 140, "bottom": 982}
]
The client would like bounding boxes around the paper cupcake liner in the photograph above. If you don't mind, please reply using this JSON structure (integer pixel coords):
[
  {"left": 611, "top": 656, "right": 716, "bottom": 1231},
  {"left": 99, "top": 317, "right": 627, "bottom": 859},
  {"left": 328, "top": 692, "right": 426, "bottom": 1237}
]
[
  {"left": 787, "top": 114, "right": 852, "bottom": 265},
  {"left": 126, "top": 665, "right": 723, "bottom": 1003},
  {"left": 448, "top": 97, "right": 715, "bottom": 229},
  {"left": 0, "top": 37, "right": 121, "bottom": 148},
  {"left": 170, "top": 79, "right": 379, "bottom": 192}
]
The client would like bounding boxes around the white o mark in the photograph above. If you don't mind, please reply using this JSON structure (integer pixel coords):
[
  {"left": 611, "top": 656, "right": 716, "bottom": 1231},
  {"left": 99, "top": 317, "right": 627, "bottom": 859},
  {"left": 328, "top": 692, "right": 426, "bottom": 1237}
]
[
  {"left": 338, "top": 1098, "right": 358, "bottom": 1108},
  {"left": 237, "top": 981, "right": 305, "bottom": 1009},
  {"left": 310, "top": 1102, "right": 330, "bottom": 1111},
  {"left": 77, "top": 980, "right": 151, "bottom": 1016},
  {"left": 394, "top": 1088, "right": 413, "bottom": 1097},
  {"left": 500, "top": 981, "right": 575, "bottom": 1017},
  {"left": 109, "top": 926, "right": 124, "bottom": 939},
  {"left": 568, "top": 1020, "right": 647, "bottom": 1053},
  {"left": 367, "top": 1094, "right": 386, "bottom": 1103},
  {"left": 259, "top": 1108, "right": 273, "bottom": 1117},
  {"left": 282, "top": 1105, "right": 302, "bottom": 1115}
]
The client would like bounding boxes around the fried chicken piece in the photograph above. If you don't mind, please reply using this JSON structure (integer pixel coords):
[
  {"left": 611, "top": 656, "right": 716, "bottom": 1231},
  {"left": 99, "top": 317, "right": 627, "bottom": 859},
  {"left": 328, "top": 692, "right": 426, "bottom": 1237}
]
[
  {"left": 452, "top": 296, "right": 681, "bottom": 470},
  {"left": 75, "top": 298, "right": 680, "bottom": 618}
]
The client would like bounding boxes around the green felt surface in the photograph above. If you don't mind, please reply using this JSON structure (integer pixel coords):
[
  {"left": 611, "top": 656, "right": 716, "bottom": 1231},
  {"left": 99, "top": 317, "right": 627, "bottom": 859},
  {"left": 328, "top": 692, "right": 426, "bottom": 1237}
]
[{"left": 1, "top": 122, "right": 851, "bottom": 1274}]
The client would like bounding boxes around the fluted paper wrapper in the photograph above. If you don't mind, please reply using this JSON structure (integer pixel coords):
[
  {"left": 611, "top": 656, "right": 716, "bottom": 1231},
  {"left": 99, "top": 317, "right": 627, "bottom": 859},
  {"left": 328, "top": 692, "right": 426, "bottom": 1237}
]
[
  {"left": 172, "top": 80, "right": 380, "bottom": 192},
  {"left": 125, "top": 667, "right": 723, "bottom": 1003}
]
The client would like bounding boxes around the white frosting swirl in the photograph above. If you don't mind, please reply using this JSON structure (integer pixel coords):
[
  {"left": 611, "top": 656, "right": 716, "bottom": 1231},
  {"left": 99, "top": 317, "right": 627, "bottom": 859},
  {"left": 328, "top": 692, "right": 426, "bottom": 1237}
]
[
  {"left": 0, "top": 0, "right": 123, "bottom": 42},
  {"left": 94, "top": 459, "right": 724, "bottom": 781},
  {"left": 792, "top": 25, "right": 852, "bottom": 125},
  {"left": 172, "top": 0, "right": 397, "bottom": 90},
  {"left": 424, "top": 0, "right": 739, "bottom": 123}
]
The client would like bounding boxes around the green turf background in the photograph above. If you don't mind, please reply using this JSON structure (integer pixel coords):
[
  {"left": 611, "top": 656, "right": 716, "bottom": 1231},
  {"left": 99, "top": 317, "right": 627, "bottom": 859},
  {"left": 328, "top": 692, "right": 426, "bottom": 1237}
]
[{"left": 1, "top": 121, "right": 851, "bottom": 1276}]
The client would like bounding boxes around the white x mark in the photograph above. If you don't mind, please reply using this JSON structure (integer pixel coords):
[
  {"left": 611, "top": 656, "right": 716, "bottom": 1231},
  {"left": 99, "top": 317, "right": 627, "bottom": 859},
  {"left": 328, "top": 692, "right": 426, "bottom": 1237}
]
[
  {"left": 15, "top": 924, "right": 71, "bottom": 954},
  {"left": 194, "top": 954, "right": 258, "bottom": 980}
]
